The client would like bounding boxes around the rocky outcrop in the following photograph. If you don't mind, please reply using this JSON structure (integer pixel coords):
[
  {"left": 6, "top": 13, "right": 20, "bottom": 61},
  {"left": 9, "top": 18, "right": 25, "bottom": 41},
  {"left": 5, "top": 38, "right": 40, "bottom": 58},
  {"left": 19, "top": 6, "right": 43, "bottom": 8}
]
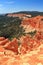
[
  {"left": 21, "top": 15, "right": 43, "bottom": 33},
  {"left": 0, "top": 36, "right": 43, "bottom": 65}
]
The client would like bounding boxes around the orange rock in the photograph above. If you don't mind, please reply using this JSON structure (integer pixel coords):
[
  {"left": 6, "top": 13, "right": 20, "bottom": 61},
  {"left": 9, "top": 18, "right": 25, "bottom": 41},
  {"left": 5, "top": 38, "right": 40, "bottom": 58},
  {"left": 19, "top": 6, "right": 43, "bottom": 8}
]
[
  {"left": 4, "top": 38, "right": 18, "bottom": 54},
  {"left": 0, "top": 37, "right": 5, "bottom": 41},
  {"left": 0, "top": 38, "right": 10, "bottom": 45},
  {"left": 0, "top": 46, "right": 5, "bottom": 52}
]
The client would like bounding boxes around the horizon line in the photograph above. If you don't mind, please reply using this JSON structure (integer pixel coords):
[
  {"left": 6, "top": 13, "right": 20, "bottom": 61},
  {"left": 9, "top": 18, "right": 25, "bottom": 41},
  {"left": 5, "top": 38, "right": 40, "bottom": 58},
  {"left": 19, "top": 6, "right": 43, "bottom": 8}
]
[{"left": 0, "top": 10, "right": 43, "bottom": 14}]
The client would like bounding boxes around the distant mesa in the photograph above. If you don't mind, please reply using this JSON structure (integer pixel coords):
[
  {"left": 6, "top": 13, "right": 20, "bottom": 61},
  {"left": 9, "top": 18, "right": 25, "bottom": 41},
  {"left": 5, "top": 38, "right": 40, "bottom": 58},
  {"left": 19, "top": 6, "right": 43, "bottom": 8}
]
[
  {"left": 6, "top": 11, "right": 43, "bottom": 18},
  {"left": 7, "top": 13, "right": 32, "bottom": 19}
]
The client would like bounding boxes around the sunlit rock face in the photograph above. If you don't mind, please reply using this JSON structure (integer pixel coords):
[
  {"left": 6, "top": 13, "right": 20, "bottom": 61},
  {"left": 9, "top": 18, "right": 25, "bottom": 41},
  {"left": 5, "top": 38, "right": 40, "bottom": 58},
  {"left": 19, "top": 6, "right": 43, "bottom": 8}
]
[
  {"left": 21, "top": 15, "right": 43, "bottom": 33},
  {"left": 0, "top": 34, "right": 43, "bottom": 65}
]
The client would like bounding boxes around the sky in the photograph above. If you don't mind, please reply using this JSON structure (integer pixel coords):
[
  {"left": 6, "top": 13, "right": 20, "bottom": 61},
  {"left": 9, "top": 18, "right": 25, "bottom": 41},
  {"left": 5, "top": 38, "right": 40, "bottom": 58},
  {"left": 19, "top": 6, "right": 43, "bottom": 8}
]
[{"left": 0, "top": 0, "right": 43, "bottom": 14}]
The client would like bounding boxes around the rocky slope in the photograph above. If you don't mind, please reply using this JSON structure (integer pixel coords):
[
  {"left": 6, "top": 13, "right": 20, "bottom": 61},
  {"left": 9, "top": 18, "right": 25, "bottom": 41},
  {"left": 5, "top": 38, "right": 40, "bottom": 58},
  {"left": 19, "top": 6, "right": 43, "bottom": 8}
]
[
  {"left": 0, "top": 31, "right": 43, "bottom": 65},
  {"left": 0, "top": 15, "right": 43, "bottom": 65},
  {"left": 21, "top": 15, "right": 43, "bottom": 33}
]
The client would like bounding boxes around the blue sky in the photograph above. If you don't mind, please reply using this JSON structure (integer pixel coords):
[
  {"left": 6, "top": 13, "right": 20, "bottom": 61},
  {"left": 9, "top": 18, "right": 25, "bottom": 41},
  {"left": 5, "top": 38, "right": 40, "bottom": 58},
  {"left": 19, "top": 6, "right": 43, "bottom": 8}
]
[{"left": 0, "top": 0, "right": 43, "bottom": 13}]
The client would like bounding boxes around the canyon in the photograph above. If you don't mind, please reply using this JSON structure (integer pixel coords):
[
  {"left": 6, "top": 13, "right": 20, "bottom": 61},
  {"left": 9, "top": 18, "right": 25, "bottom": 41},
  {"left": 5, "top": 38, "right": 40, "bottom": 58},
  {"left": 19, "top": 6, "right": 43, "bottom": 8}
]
[{"left": 0, "top": 13, "right": 43, "bottom": 65}]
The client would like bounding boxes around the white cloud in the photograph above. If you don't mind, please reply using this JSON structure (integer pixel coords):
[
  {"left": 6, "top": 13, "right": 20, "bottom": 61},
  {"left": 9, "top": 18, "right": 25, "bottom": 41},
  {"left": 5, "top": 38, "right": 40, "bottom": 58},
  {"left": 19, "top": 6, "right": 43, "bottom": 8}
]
[{"left": 5, "top": 1, "right": 14, "bottom": 4}]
